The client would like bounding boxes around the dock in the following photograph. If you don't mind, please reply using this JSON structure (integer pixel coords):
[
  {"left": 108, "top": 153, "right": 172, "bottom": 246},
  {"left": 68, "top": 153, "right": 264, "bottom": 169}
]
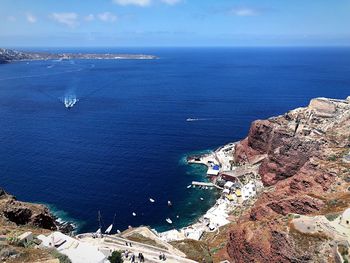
[{"left": 192, "top": 181, "right": 223, "bottom": 190}]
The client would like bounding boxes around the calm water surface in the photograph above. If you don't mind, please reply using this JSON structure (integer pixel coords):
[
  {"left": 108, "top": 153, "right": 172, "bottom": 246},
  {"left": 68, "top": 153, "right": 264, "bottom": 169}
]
[{"left": 0, "top": 47, "right": 349, "bottom": 232}]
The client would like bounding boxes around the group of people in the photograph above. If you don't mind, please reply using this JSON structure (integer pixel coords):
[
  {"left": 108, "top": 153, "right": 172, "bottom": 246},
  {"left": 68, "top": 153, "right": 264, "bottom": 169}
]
[
  {"left": 159, "top": 253, "right": 167, "bottom": 261},
  {"left": 123, "top": 250, "right": 145, "bottom": 262}
]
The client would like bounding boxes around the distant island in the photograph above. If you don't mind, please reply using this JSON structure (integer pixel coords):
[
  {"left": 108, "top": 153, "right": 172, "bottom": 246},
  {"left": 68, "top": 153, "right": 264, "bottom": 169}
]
[{"left": 0, "top": 48, "right": 157, "bottom": 63}]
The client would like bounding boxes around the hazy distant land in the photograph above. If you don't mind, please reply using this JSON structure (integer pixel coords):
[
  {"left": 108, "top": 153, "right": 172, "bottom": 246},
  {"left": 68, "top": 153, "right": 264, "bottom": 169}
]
[{"left": 0, "top": 48, "right": 157, "bottom": 63}]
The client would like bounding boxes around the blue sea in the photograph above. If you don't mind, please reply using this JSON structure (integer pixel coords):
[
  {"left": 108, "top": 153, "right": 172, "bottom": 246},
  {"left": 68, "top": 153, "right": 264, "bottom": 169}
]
[{"left": 0, "top": 47, "right": 349, "bottom": 233}]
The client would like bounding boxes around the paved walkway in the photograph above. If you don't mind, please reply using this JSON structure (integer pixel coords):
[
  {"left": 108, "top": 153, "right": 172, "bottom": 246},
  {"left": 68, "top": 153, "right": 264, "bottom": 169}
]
[{"left": 77, "top": 234, "right": 197, "bottom": 263}]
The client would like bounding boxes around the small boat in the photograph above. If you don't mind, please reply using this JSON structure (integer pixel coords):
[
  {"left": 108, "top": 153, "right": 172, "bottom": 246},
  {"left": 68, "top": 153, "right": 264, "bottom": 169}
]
[
  {"left": 132, "top": 212, "right": 136, "bottom": 217},
  {"left": 205, "top": 186, "right": 209, "bottom": 190},
  {"left": 149, "top": 198, "right": 155, "bottom": 203},
  {"left": 187, "top": 185, "right": 192, "bottom": 189},
  {"left": 176, "top": 215, "right": 179, "bottom": 219},
  {"left": 105, "top": 224, "right": 113, "bottom": 234},
  {"left": 105, "top": 213, "right": 116, "bottom": 234},
  {"left": 166, "top": 218, "right": 173, "bottom": 224},
  {"left": 200, "top": 198, "right": 204, "bottom": 201},
  {"left": 167, "top": 201, "right": 172, "bottom": 207},
  {"left": 64, "top": 95, "right": 79, "bottom": 109}
]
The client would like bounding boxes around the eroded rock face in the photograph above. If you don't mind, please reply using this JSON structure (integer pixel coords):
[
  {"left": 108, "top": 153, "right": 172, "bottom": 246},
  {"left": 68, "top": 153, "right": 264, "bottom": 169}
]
[
  {"left": 0, "top": 193, "right": 57, "bottom": 230},
  {"left": 247, "top": 120, "right": 274, "bottom": 154},
  {"left": 227, "top": 222, "right": 299, "bottom": 263},
  {"left": 32, "top": 213, "right": 57, "bottom": 230},
  {"left": 266, "top": 196, "right": 324, "bottom": 216},
  {"left": 3, "top": 207, "right": 32, "bottom": 225},
  {"left": 259, "top": 139, "right": 320, "bottom": 186},
  {"left": 227, "top": 97, "right": 350, "bottom": 263}
]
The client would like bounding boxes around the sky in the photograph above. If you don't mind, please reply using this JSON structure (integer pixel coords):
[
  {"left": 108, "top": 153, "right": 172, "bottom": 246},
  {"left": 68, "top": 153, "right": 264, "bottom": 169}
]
[{"left": 0, "top": 0, "right": 349, "bottom": 47}]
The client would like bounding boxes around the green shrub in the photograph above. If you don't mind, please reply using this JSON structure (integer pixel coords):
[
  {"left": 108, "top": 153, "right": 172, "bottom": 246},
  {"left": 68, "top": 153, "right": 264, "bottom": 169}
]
[
  {"left": 49, "top": 249, "right": 72, "bottom": 263},
  {"left": 328, "top": 155, "right": 337, "bottom": 161},
  {"left": 6, "top": 236, "right": 21, "bottom": 246},
  {"left": 108, "top": 250, "right": 123, "bottom": 263},
  {"left": 325, "top": 213, "right": 339, "bottom": 221}
]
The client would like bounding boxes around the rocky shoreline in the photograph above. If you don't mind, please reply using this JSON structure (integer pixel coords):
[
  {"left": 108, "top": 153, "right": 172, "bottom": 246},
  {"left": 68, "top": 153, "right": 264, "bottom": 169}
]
[{"left": 0, "top": 188, "right": 76, "bottom": 235}]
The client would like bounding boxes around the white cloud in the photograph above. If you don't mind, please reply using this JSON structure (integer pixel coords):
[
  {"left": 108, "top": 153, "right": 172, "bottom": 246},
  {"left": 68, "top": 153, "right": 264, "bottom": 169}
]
[
  {"left": 113, "top": 0, "right": 151, "bottom": 6},
  {"left": 50, "top": 12, "right": 79, "bottom": 27},
  {"left": 161, "top": 0, "right": 181, "bottom": 5},
  {"left": 230, "top": 8, "right": 259, "bottom": 17},
  {"left": 26, "top": 13, "right": 37, "bottom": 23},
  {"left": 85, "top": 14, "right": 95, "bottom": 21},
  {"left": 97, "top": 12, "right": 117, "bottom": 22}
]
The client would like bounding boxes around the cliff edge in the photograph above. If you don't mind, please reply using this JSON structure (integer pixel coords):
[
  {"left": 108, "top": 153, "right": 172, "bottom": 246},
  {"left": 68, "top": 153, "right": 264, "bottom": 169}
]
[{"left": 227, "top": 97, "right": 350, "bottom": 262}]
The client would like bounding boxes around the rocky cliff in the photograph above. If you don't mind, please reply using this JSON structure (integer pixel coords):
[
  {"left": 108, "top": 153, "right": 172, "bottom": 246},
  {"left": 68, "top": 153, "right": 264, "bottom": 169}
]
[
  {"left": 0, "top": 188, "right": 59, "bottom": 231},
  {"left": 227, "top": 97, "right": 350, "bottom": 262}
]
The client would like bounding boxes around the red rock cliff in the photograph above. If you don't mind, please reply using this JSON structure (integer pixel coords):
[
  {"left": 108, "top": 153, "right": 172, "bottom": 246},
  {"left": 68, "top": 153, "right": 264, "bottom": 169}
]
[{"left": 227, "top": 97, "right": 350, "bottom": 262}]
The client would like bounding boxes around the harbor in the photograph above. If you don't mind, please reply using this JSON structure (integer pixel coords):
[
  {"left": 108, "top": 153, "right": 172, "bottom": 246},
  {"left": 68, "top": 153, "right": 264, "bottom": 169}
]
[
  {"left": 30, "top": 141, "right": 265, "bottom": 262},
  {"left": 158, "top": 141, "right": 264, "bottom": 242}
]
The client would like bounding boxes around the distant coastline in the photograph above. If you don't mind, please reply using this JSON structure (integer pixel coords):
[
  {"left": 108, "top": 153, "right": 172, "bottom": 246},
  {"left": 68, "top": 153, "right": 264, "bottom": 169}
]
[{"left": 0, "top": 47, "right": 158, "bottom": 63}]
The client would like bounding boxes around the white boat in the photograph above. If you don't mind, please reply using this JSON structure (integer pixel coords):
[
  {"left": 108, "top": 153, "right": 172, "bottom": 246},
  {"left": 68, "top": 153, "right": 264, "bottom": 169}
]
[
  {"left": 105, "top": 224, "right": 113, "bottom": 234},
  {"left": 105, "top": 213, "right": 116, "bottom": 234},
  {"left": 64, "top": 95, "right": 79, "bottom": 109},
  {"left": 166, "top": 218, "right": 173, "bottom": 224},
  {"left": 149, "top": 198, "right": 155, "bottom": 203},
  {"left": 187, "top": 185, "right": 192, "bottom": 189},
  {"left": 186, "top": 118, "right": 196, "bottom": 122},
  {"left": 167, "top": 201, "right": 172, "bottom": 207},
  {"left": 200, "top": 197, "right": 204, "bottom": 201},
  {"left": 132, "top": 212, "right": 136, "bottom": 217}
]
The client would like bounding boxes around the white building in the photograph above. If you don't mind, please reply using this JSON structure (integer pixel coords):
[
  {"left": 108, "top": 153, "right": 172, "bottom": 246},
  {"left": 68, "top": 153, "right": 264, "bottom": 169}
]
[{"left": 38, "top": 232, "right": 107, "bottom": 263}]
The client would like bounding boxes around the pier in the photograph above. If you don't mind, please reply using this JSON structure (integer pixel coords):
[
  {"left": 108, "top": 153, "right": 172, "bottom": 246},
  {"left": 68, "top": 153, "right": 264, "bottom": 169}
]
[{"left": 191, "top": 181, "right": 223, "bottom": 190}]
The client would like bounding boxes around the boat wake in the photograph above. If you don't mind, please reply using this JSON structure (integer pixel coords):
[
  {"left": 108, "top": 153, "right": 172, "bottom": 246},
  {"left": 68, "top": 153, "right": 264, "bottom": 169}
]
[
  {"left": 61, "top": 95, "right": 79, "bottom": 109},
  {"left": 186, "top": 118, "right": 210, "bottom": 122}
]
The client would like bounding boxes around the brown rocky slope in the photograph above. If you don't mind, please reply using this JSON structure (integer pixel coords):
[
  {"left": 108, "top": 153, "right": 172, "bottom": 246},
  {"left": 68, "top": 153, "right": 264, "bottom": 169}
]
[
  {"left": 227, "top": 97, "right": 350, "bottom": 262},
  {"left": 0, "top": 188, "right": 57, "bottom": 231}
]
